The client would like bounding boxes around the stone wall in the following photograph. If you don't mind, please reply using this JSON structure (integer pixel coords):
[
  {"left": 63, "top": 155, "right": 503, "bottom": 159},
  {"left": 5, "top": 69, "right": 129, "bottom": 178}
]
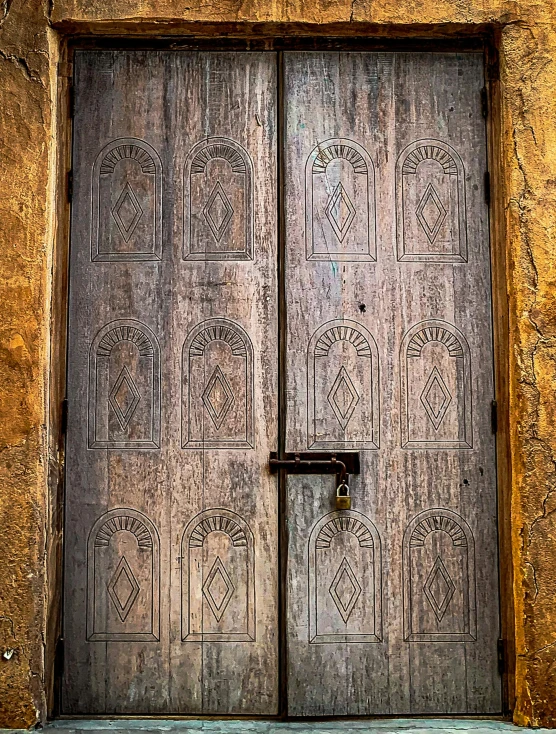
[{"left": 2, "top": 0, "right": 556, "bottom": 727}]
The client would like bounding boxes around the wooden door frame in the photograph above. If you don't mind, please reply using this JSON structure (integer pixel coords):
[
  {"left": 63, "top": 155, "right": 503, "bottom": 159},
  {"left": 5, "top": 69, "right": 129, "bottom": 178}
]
[{"left": 48, "top": 33, "right": 513, "bottom": 718}]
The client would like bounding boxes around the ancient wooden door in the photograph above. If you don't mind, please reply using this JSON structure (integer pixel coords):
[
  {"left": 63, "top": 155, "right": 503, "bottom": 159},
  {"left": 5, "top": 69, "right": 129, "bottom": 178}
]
[{"left": 63, "top": 48, "right": 501, "bottom": 716}]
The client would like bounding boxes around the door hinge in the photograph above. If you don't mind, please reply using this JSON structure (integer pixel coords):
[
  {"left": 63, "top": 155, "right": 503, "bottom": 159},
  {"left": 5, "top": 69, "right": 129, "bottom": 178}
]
[
  {"left": 491, "top": 399, "right": 498, "bottom": 434},
  {"left": 54, "top": 637, "right": 64, "bottom": 680},
  {"left": 484, "top": 171, "right": 491, "bottom": 207},
  {"left": 61, "top": 397, "right": 68, "bottom": 436},
  {"left": 498, "top": 637, "right": 506, "bottom": 675},
  {"left": 481, "top": 86, "right": 488, "bottom": 118},
  {"left": 67, "top": 171, "right": 73, "bottom": 202}
]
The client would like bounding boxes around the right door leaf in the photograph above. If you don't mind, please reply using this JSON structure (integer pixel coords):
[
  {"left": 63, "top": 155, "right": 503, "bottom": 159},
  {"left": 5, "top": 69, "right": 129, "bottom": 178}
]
[{"left": 285, "top": 50, "right": 500, "bottom": 716}]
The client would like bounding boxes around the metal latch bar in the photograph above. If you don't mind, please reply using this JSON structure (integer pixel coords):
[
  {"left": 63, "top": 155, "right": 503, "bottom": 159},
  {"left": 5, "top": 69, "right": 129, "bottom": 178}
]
[{"left": 269, "top": 451, "right": 360, "bottom": 485}]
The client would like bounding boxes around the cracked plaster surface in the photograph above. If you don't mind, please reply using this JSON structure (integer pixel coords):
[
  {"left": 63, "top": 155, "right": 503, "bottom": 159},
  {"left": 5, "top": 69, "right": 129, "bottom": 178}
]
[{"left": 3, "top": 0, "right": 556, "bottom": 729}]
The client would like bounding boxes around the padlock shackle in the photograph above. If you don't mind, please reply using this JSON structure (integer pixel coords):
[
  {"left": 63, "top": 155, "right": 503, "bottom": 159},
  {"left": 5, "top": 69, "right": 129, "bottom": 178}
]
[{"left": 336, "top": 481, "right": 350, "bottom": 496}]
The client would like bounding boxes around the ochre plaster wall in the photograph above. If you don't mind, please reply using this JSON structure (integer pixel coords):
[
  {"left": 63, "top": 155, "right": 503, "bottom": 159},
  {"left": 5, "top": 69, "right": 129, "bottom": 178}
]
[
  {"left": 0, "top": 0, "right": 55, "bottom": 728},
  {"left": 2, "top": 0, "right": 556, "bottom": 728}
]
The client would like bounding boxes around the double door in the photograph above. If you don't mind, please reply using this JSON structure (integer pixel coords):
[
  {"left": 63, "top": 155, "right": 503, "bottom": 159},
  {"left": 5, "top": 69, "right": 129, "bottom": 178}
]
[{"left": 63, "top": 48, "right": 501, "bottom": 715}]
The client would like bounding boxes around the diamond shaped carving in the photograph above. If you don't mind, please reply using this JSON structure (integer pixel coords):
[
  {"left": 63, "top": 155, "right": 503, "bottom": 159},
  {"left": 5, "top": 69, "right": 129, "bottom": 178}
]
[
  {"left": 109, "top": 366, "right": 141, "bottom": 430},
  {"left": 203, "top": 556, "right": 235, "bottom": 621},
  {"left": 107, "top": 556, "right": 140, "bottom": 622},
  {"left": 202, "top": 365, "right": 235, "bottom": 430},
  {"left": 112, "top": 182, "right": 143, "bottom": 242},
  {"left": 203, "top": 180, "right": 234, "bottom": 242},
  {"left": 423, "top": 555, "right": 456, "bottom": 622},
  {"left": 328, "top": 366, "right": 360, "bottom": 429},
  {"left": 325, "top": 182, "right": 356, "bottom": 242},
  {"left": 329, "top": 557, "right": 361, "bottom": 623},
  {"left": 416, "top": 183, "right": 447, "bottom": 244},
  {"left": 420, "top": 366, "right": 452, "bottom": 430}
]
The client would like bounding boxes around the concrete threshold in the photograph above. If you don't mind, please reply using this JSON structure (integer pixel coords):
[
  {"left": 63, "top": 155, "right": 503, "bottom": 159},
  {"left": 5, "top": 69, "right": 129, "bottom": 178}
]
[{"left": 3, "top": 719, "right": 546, "bottom": 734}]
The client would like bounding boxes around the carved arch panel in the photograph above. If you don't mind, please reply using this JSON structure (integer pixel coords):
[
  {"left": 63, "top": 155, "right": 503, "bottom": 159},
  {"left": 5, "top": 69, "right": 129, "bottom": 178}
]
[
  {"left": 184, "top": 137, "right": 254, "bottom": 260},
  {"left": 396, "top": 139, "right": 467, "bottom": 262},
  {"left": 181, "top": 509, "right": 255, "bottom": 642},
  {"left": 87, "top": 508, "right": 160, "bottom": 641},
  {"left": 403, "top": 508, "right": 476, "bottom": 641},
  {"left": 400, "top": 319, "right": 472, "bottom": 449},
  {"left": 182, "top": 318, "right": 254, "bottom": 449},
  {"left": 92, "top": 138, "right": 162, "bottom": 261},
  {"left": 306, "top": 138, "right": 376, "bottom": 261},
  {"left": 88, "top": 319, "right": 161, "bottom": 449},
  {"left": 308, "top": 319, "right": 379, "bottom": 449},
  {"left": 309, "top": 511, "right": 382, "bottom": 643}
]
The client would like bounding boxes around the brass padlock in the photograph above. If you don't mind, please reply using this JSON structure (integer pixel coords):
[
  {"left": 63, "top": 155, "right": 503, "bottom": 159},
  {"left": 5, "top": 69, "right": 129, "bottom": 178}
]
[{"left": 336, "top": 481, "right": 351, "bottom": 510}]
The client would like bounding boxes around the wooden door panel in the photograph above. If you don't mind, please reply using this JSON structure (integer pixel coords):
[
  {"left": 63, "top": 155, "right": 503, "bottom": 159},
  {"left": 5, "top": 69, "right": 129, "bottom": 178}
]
[
  {"left": 307, "top": 319, "right": 380, "bottom": 448},
  {"left": 92, "top": 137, "right": 163, "bottom": 262},
  {"left": 306, "top": 138, "right": 376, "bottom": 261},
  {"left": 63, "top": 50, "right": 278, "bottom": 714},
  {"left": 284, "top": 51, "right": 500, "bottom": 715},
  {"left": 309, "top": 510, "right": 382, "bottom": 643}
]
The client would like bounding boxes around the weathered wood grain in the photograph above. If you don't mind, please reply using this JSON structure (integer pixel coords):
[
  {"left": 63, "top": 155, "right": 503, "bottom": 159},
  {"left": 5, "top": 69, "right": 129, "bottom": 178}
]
[
  {"left": 64, "top": 48, "right": 500, "bottom": 718},
  {"left": 284, "top": 51, "right": 501, "bottom": 715},
  {"left": 63, "top": 50, "right": 278, "bottom": 714}
]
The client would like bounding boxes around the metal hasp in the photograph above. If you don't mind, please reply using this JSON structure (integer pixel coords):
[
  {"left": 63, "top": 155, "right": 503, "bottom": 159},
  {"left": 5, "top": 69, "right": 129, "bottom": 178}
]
[{"left": 268, "top": 451, "right": 360, "bottom": 486}]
